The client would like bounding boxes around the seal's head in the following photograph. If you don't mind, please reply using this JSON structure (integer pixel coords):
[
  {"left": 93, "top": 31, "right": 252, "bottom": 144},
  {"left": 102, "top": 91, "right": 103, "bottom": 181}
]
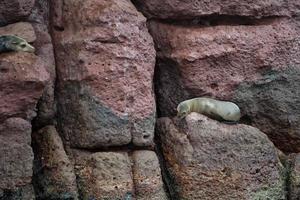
[
  {"left": 1, "top": 35, "right": 35, "bottom": 53},
  {"left": 177, "top": 101, "right": 190, "bottom": 119}
]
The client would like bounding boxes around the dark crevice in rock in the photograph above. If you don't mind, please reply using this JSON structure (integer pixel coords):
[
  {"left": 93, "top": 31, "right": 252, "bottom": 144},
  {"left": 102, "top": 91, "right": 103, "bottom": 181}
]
[
  {"left": 152, "top": 60, "right": 177, "bottom": 200},
  {"left": 68, "top": 142, "right": 154, "bottom": 153},
  {"left": 149, "top": 15, "right": 286, "bottom": 28},
  {"left": 154, "top": 125, "right": 176, "bottom": 200},
  {"left": 152, "top": 57, "right": 211, "bottom": 118}
]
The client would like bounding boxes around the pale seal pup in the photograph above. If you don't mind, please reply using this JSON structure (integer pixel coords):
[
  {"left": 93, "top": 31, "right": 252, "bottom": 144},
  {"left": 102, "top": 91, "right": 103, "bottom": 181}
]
[
  {"left": 177, "top": 97, "right": 241, "bottom": 122},
  {"left": 0, "top": 35, "right": 35, "bottom": 53}
]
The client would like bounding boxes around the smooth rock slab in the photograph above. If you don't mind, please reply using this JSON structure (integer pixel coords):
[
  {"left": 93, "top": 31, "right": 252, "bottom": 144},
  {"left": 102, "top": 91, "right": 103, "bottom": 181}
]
[
  {"left": 53, "top": 0, "right": 156, "bottom": 148},
  {"left": 73, "top": 150, "right": 133, "bottom": 200},
  {"left": 0, "top": 118, "right": 34, "bottom": 200},
  {"left": 131, "top": 151, "right": 168, "bottom": 200},
  {"left": 156, "top": 113, "right": 286, "bottom": 200},
  {"left": 132, "top": 0, "right": 300, "bottom": 19},
  {"left": 32, "top": 126, "right": 79, "bottom": 200}
]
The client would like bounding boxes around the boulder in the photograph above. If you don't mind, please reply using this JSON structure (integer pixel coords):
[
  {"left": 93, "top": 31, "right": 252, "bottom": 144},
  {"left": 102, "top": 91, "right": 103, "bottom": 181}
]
[
  {"left": 156, "top": 113, "right": 286, "bottom": 199},
  {"left": 132, "top": 0, "right": 300, "bottom": 19},
  {"left": 0, "top": 0, "right": 35, "bottom": 26},
  {"left": 0, "top": 118, "right": 34, "bottom": 199},
  {"left": 52, "top": 0, "right": 156, "bottom": 148},
  {"left": 32, "top": 126, "right": 79, "bottom": 200},
  {"left": 131, "top": 150, "right": 168, "bottom": 200},
  {"left": 73, "top": 150, "right": 133, "bottom": 200},
  {"left": 0, "top": 23, "right": 49, "bottom": 122}
]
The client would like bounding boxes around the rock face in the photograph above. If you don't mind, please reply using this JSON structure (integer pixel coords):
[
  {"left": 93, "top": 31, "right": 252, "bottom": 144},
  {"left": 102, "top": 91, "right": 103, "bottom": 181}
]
[
  {"left": 234, "top": 67, "right": 300, "bottom": 153},
  {"left": 0, "top": 118, "right": 35, "bottom": 199},
  {"left": 288, "top": 154, "right": 300, "bottom": 200},
  {"left": 72, "top": 150, "right": 167, "bottom": 200},
  {"left": 150, "top": 18, "right": 300, "bottom": 152},
  {"left": 156, "top": 113, "right": 286, "bottom": 199},
  {"left": 132, "top": 0, "right": 300, "bottom": 19},
  {"left": 73, "top": 150, "right": 134, "bottom": 200},
  {"left": 0, "top": 23, "right": 49, "bottom": 122},
  {"left": 132, "top": 151, "right": 168, "bottom": 200},
  {"left": 0, "top": 0, "right": 35, "bottom": 26},
  {"left": 29, "top": 0, "right": 56, "bottom": 128},
  {"left": 32, "top": 126, "right": 79, "bottom": 200},
  {"left": 0, "top": 5, "right": 52, "bottom": 200},
  {"left": 52, "top": 0, "right": 156, "bottom": 148},
  {"left": 0, "top": 22, "right": 36, "bottom": 42}
]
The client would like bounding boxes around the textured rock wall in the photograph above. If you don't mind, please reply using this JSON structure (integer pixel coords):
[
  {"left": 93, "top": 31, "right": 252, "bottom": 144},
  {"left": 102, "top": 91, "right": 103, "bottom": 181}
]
[{"left": 0, "top": 0, "right": 300, "bottom": 199}]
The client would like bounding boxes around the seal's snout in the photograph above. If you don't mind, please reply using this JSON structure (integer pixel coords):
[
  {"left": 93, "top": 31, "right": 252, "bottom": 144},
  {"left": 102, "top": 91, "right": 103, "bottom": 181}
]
[{"left": 26, "top": 44, "right": 35, "bottom": 53}]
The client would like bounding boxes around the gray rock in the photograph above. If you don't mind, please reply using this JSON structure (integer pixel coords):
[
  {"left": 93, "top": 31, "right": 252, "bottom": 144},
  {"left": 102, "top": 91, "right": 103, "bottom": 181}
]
[{"left": 156, "top": 113, "right": 286, "bottom": 199}]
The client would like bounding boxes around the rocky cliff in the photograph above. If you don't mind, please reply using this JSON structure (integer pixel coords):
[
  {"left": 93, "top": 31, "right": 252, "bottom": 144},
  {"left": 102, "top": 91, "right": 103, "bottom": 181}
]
[{"left": 0, "top": 0, "right": 299, "bottom": 199}]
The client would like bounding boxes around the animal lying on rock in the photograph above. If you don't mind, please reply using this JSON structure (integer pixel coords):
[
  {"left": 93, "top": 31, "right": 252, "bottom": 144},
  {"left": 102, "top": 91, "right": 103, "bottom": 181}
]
[
  {"left": 177, "top": 97, "right": 241, "bottom": 122},
  {"left": 0, "top": 35, "right": 35, "bottom": 53}
]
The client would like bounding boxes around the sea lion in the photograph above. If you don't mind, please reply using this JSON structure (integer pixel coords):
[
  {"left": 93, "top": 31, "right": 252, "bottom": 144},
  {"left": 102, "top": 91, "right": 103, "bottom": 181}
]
[
  {"left": 0, "top": 35, "right": 35, "bottom": 53},
  {"left": 177, "top": 97, "right": 241, "bottom": 122}
]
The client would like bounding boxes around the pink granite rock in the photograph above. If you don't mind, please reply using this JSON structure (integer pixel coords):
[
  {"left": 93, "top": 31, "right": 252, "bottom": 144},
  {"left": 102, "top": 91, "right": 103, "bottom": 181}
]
[
  {"left": 52, "top": 0, "right": 156, "bottom": 148},
  {"left": 133, "top": 0, "right": 300, "bottom": 19},
  {"left": 156, "top": 113, "right": 286, "bottom": 199}
]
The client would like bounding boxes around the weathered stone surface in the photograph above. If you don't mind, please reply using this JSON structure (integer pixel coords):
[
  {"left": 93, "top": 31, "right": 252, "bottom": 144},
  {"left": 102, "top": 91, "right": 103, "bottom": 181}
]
[
  {"left": 0, "top": 118, "right": 34, "bottom": 199},
  {"left": 0, "top": 23, "right": 49, "bottom": 122},
  {"left": 0, "top": 22, "right": 36, "bottom": 42},
  {"left": 0, "top": 0, "right": 35, "bottom": 26},
  {"left": 32, "top": 126, "right": 79, "bottom": 200},
  {"left": 156, "top": 113, "right": 286, "bottom": 199},
  {"left": 150, "top": 18, "right": 300, "bottom": 152},
  {"left": 288, "top": 153, "right": 300, "bottom": 200},
  {"left": 133, "top": 0, "right": 300, "bottom": 19},
  {"left": 0, "top": 184, "right": 35, "bottom": 200},
  {"left": 29, "top": 0, "right": 56, "bottom": 128},
  {"left": 52, "top": 0, "right": 156, "bottom": 148},
  {"left": 233, "top": 67, "right": 300, "bottom": 153},
  {"left": 73, "top": 150, "right": 133, "bottom": 200},
  {"left": 131, "top": 150, "right": 168, "bottom": 200}
]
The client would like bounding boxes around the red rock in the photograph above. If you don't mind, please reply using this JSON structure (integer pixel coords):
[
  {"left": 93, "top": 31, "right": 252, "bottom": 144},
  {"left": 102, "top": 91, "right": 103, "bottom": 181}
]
[
  {"left": 0, "top": 0, "right": 35, "bottom": 25},
  {"left": 0, "top": 52, "right": 49, "bottom": 122},
  {"left": 0, "top": 22, "right": 36, "bottom": 42},
  {"left": 52, "top": 0, "right": 156, "bottom": 148},
  {"left": 156, "top": 113, "right": 286, "bottom": 199},
  {"left": 150, "top": 18, "right": 300, "bottom": 152},
  {"left": 131, "top": 150, "right": 168, "bottom": 200},
  {"left": 32, "top": 126, "right": 79, "bottom": 199},
  {"left": 29, "top": 1, "right": 57, "bottom": 128},
  {"left": 73, "top": 150, "right": 133, "bottom": 199},
  {"left": 133, "top": 0, "right": 300, "bottom": 19},
  {"left": 0, "top": 118, "right": 33, "bottom": 190}
]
